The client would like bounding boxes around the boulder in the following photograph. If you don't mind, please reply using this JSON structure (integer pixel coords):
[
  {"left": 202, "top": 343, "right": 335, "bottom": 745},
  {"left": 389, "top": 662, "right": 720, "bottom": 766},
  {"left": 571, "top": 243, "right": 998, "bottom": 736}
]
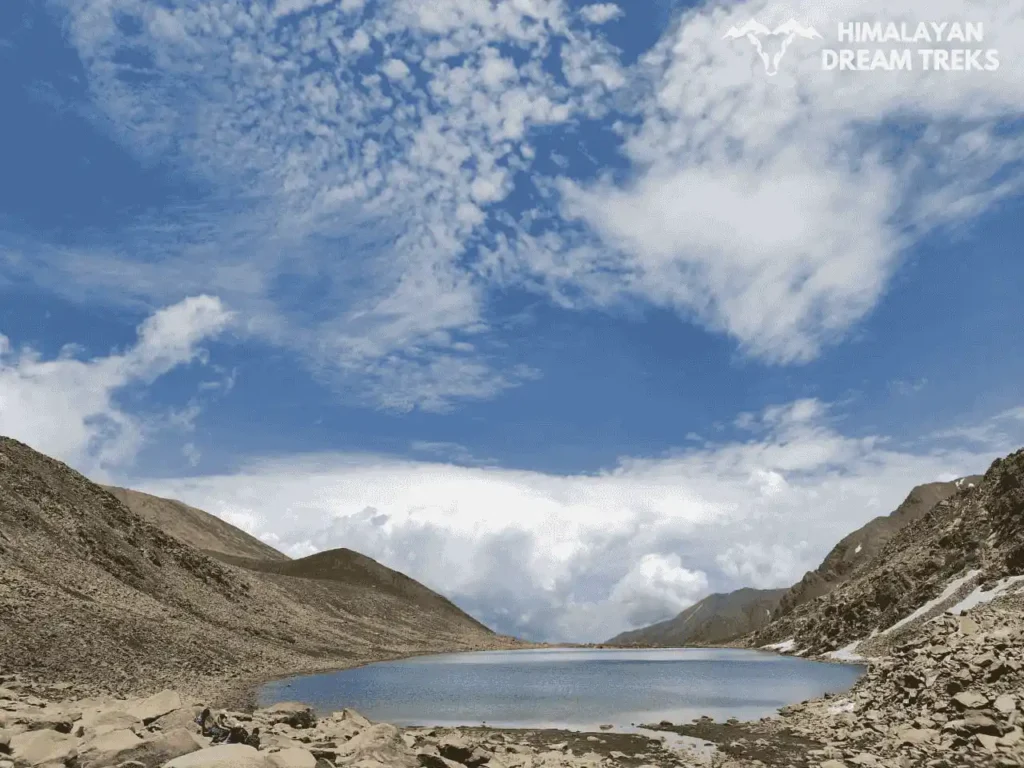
[
  {"left": 165, "top": 744, "right": 270, "bottom": 768},
  {"left": 128, "top": 691, "right": 182, "bottom": 725},
  {"left": 257, "top": 704, "right": 316, "bottom": 730},
  {"left": 114, "top": 728, "right": 204, "bottom": 768},
  {"left": 334, "top": 724, "right": 415, "bottom": 767},
  {"left": 435, "top": 734, "right": 473, "bottom": 764},
  {"left": 78, "top": 728, "right": 144, "bottom": 766},
  {"left": 267, "top": 749, "right": 317, "bottom": 768},
  {"left": 17, "top": 712, "right": 75, "bottom": 735},
  {"left": 895, "top": 727, "right": 937, "bottom": 745},
  {"left": 962, "top": 713, "right": 1007, "bottom": 736},
  {"left": 151, "top": 707, "right": 202, "bottom": 734},
  {"left": 9, "top": 729, "right": 78, "bottom": 766},
  {"left": 77, "top": 711, "right": 143, "bottom": 739},
  {"left": 417, "top": 757, "right": 462, "bottom": 768},
  {"left": 951, "top": 691, "right": 988, "bottom": 711}
]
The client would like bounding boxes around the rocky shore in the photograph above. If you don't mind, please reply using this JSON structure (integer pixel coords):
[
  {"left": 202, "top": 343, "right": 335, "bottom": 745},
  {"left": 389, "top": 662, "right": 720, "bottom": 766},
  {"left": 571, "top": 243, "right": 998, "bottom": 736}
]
[
  {"left": 0, "top": 675, "right": 710, "bottom": 768},
  {"left": 646, "top": 589, "right": 1024, "bottom": 767},
  {"left": 3, "top": 580, "right": 1022, "bottom": 768}
]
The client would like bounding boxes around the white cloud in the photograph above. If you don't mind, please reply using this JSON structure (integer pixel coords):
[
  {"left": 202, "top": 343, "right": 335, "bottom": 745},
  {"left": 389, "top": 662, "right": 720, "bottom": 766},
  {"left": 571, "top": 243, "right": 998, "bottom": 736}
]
[
  {"left": 579, "top": 4, "right": 623, "bottom": 25},
  {"left": 0, "top": 296, "right": 232, "bottom": 477},
  {"left": 381, "top": 58, "right": 411, "bottom": 80},
  {"left": 124, "top": 398, "right": 1023, "bottom": 642},
  {"left": 533, "top": 0, "right": 1024, "bottom": 362},
  {"left": 25, "top": 0, "right": 1023, "bottom": 410}
]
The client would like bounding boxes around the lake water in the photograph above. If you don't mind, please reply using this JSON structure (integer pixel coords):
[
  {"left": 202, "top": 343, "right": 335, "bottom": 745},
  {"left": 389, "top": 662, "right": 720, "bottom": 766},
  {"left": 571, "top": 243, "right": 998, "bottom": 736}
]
[{"left": 259, "top": 648, "right": 863, "bottom": 731}]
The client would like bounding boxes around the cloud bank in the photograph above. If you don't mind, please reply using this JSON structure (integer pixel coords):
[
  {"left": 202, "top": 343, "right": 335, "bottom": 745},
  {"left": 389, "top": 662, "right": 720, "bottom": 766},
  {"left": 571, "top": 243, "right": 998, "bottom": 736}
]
[{"left": 128, "top": 399, "right": 1024, "bottom": 642}]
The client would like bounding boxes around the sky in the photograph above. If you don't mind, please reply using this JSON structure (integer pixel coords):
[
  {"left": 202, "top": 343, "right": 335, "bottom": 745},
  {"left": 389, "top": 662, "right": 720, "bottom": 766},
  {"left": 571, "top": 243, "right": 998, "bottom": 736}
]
[{"left": 1, "top": 0, "right": 1023, "bottom": 643}]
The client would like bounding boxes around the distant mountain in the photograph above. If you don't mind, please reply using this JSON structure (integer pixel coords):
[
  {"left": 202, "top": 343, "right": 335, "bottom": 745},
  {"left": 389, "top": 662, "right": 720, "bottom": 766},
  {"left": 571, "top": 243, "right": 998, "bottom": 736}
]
[
  {"left": 771, "top": 476, "right": 983, "bottom": 620},
  {"left": 749, "top": 450, "right": 1024, "bottom": 656},
  {"left": 104, "top": 485, "right": 290, "bottom": 564},
  {"left": 0, "top": 436, "right": 511, "bottom": 699},
  {"left": 605, "top": 587, "right": 788, "bottom": 646}
]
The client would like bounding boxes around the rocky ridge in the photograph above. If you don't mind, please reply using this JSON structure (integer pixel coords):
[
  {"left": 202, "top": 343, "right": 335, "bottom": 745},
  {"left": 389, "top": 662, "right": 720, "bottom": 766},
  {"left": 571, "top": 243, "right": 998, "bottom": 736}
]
[
  {"left": 772, "top": 477, "right": 982, "bottom": 620},
  {"left": 748, "top": 449, "right": 1024, "bottom": 658}
]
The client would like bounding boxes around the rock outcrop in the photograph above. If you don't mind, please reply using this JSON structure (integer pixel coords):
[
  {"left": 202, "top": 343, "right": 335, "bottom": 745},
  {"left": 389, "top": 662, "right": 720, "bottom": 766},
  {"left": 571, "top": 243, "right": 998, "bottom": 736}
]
[
  {"left": 772, "top": 476, "right": 982, "bottom": 620},
  {"left": 749, "top": 450, "right": 1024, "bottom": 657}
]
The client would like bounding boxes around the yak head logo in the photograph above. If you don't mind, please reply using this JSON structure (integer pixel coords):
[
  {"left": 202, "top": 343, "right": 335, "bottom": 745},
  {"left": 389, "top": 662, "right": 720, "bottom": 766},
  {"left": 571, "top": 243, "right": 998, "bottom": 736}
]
[{"left": 723, "top": 18, "right": 823, "bottom": 76}]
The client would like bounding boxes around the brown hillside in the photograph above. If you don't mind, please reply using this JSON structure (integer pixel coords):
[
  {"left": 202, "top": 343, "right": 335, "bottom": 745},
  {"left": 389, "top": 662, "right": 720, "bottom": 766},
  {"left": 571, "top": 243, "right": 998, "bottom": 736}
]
[
  {"left": 104, "top": 485, "right": 290, "bottom": 564},
  {"left": 0, "top": 436, "right": 512, "bottom": 702},
  {"left": 606, "top": 587, "right": 786, "bottom": 647}
]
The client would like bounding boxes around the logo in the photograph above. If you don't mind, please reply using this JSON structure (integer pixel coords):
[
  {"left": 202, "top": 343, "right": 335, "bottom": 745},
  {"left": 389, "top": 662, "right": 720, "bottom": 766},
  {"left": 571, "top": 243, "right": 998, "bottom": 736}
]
[{"left": 722, "top": 18, "right": 823, "bottom": 75}]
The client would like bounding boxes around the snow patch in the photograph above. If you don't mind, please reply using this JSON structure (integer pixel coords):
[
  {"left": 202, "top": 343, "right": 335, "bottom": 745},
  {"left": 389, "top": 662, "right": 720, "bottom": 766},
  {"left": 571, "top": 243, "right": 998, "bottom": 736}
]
[
  {"left": 946, "top": 575, "right": 1024, "bottom": 615},
  {"left": 881, "top": 570, "right": 982, "bottom": 636},
  {"left": 761, "top": 638, "right": 796, "bottom": 653},
  {"left": 828, "top": 699, "right": 856, "bottom": 714},
  {"left": 824, "top": 640, "right": 863, "bottom": 661},
  {"left": 854, "top": 543, "right": 863, "bottom": 554}
]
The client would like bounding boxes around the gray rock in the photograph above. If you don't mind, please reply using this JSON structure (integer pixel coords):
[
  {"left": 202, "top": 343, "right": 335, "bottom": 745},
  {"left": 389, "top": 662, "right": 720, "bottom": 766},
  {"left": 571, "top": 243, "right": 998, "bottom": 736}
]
[
  {"left": 128, "top": 691, "right": 182, "bottom": 726},
  {"left": 895, "top": 727, "right": 937, "bottom": 745},
  {"left": 951, "top": 691, "right": 988, "bottom": 710},
  {"left": 9, "top": 729, "right": 78, "bottom": 766},
  {"left": 77, "top": 728, "right": 143, "bottom": 766},
  {"left": 164, "top": 744, "right": 270, "bottom": 768},
  {"left": 266, "top": 748, "right": 316, "bottom": 768},
  {"left": 994, "top": 694, "right": 1017, "bottom": 714},
  {"left": 257, "top": 704, "right": 316, "bottom": 731}
]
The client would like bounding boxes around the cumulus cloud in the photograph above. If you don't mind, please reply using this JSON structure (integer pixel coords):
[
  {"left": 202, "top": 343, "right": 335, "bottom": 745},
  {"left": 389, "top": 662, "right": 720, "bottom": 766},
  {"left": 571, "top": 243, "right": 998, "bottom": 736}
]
[
  {"left": 0, "top": 296, "right": 232, "bottom": 477},
  {"left": 579, "top": 4, "right": 623, "bottom": 25},
  {"left": 125, "top": 398, "right": 1024, "bottom": 642}
]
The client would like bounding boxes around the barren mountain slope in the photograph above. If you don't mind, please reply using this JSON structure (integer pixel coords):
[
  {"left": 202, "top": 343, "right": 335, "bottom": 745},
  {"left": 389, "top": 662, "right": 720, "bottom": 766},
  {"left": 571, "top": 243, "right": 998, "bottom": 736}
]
[
  {"left": 103, "top": 485, "right": 289, "bottom": 564},
  {"left": 0, "top": 436, "right": 510, "bottom": 700},
  {"left": 749, "top": 448, "right": 1024, "bottom": 656},
  {"left": 606, "top": 588, "right": 787, "bottom": 646},
  {"left": 773, "top": 475, "right": 982, "bottom": 619}
]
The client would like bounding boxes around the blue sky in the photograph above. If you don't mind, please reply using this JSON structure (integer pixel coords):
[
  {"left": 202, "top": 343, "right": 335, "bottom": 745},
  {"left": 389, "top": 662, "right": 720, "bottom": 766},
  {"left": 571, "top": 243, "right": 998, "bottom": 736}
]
[{"left": 2, "top": 0, "right": 1024, "bottom": 642}]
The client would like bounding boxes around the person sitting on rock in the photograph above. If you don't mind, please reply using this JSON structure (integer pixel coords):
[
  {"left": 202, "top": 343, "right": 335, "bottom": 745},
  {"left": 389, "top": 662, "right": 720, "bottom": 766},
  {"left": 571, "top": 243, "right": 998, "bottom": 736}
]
[
  {"left": 225, "top": 725, "right": 249, "bottom": 745},
  {"left": 195, "top": 708, "right": 213, "bottom": 735},
  {"left": 244, "top": 728, "right": 261, "bottom": 749},
  {"left": 207, "top": 713, "right": 233, "bottom": 743}
]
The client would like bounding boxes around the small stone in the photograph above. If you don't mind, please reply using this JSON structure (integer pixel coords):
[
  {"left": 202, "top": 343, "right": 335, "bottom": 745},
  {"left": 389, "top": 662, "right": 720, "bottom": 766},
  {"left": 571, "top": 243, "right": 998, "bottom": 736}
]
[
  {"left": 977, "top": 733, "right": 1001, "bottom": 752},
  {"left": 952, "top": 691, "right": 988, "bottom": 710},
  {"left": 896, "top": 727, "right": 937, "bottom": 745},
  {"left": 848, "top": 754, "right": 879, "bottom": 766},
  {"left": 959, "top": 617, "right": 980, "bottom": 635},
  {"left": 995, "top": 695, "right": 1017, "bottom": 714}
]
